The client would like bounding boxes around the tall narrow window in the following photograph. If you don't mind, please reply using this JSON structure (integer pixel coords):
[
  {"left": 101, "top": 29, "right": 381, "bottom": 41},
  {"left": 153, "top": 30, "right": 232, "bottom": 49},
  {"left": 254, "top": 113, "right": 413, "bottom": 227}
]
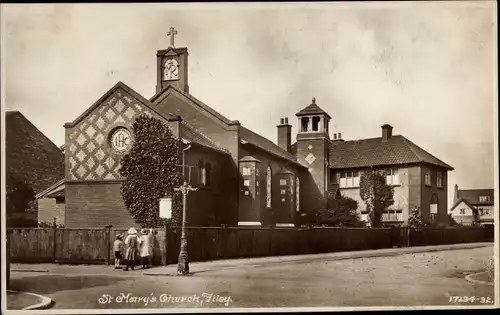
[
  {"left": 296, "top": 177, "right": 300, "bottom": 212},
  {"left": 198, "top": 160, "right": 207, "bottom": 186},
  {"left": 301, "top": 117, "right": 309, "bottom": 132},
  {"left": 425, "top": 171, "right": 431, "bottom": 186},
  {"left": 437, "top": 172, "right": 442, "bottom": 188},
  {"left": 266, "top": 165, "right": 272, "bottom": 208},
  {"left": 205, "top": 163, "right": 211, "bottom": 186}
]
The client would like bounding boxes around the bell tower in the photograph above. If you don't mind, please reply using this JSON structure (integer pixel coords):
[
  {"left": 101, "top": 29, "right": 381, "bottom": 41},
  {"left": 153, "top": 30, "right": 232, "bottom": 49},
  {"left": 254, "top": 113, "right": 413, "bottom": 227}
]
[
  {"left": 295, "top": 97, "right": 331, "bottom": 210},
  {"left": 156, "top": 27, "right": 189, "bottom": 94}
]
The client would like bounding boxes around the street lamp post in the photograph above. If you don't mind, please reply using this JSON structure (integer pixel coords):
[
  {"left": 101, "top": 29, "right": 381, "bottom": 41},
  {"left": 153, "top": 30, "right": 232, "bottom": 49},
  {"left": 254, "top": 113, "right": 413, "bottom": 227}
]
[{"left": 174, "top": 181, "right": 197, "bottom": 275}]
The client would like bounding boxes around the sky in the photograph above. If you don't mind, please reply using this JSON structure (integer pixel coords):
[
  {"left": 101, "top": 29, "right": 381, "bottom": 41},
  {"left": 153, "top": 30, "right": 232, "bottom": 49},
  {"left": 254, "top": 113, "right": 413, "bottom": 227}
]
[{"left": 1, "top": 2, "right": 497, "bottom": 207}]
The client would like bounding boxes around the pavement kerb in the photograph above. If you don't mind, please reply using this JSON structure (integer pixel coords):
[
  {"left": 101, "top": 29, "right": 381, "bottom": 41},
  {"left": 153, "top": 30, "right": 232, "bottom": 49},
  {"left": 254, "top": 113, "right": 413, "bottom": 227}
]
[
  {"left": 143, "top": 242, "right": 493, "bottom": 276},
  {"left": 465, "top": 272, "right": 494, "bottom": 287},
  {"left": 10, "top": 242, "right": 491, "bottom": 276},
  {"left": 7, "top": 290, "right": 53, "bottom": 310}
]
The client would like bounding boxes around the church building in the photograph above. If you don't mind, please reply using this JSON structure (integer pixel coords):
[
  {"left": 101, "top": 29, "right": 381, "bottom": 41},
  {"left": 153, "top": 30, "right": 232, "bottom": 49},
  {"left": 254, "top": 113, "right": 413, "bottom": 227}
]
[{"left": 58, "top": 30, "right": 453, "bottom": 228}]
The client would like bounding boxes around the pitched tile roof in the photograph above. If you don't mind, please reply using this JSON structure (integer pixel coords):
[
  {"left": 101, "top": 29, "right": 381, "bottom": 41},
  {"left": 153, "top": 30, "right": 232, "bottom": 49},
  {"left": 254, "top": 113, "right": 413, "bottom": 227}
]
[
  {"left": 456, "top": 189, "right": 494, "bottom": 206},
  {"left": 151, "top": 85, "right": 306, "bottom": 168},
  {"left": 329, "top": 135, "right": 453, "bottom": 170},
  {"left": 35, "top": 179, "right": 65, "bottom": 199},
  {"left": 449, "top": 198, "right": 477, "bottom": 212},
  {"left": 239, "top": 126, "right": 307, "bottom": 169},
  {"left": 150, "top": 85, "right": 240, "bottom": 126},
  {"left": 295, "top": 98, "right": 331, "bottom": 119},
  {"left": 181, "top": 122, "right": 230, "bottom": 155},
  {"left": 6, "top": 111, "right": 65, "bottom": 194}
]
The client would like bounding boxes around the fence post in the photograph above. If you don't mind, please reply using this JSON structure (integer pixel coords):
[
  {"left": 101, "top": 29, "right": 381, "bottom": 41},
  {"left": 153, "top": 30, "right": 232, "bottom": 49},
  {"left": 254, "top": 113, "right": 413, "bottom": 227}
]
[
  {"left": 163, "top": 224, "right": 170, "bottom": 266},
  {"left": 52, "top": 219, "right": 57, "bottom": 263},
  {"left": 221, "top": 224, "right": 228, "bottom": 260},
  {"left": 406, "top": 227, "right": 411, "bottom": 247},
  {"left": 106, "top": 226, "right": 112, "bottom": 265}
]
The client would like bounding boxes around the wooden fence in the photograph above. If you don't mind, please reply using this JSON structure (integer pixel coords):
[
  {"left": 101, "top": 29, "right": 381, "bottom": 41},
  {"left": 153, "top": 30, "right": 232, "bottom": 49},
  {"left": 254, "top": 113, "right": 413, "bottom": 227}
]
[{"left": 7, "top": 225, "right": 492, "bottom": 265}]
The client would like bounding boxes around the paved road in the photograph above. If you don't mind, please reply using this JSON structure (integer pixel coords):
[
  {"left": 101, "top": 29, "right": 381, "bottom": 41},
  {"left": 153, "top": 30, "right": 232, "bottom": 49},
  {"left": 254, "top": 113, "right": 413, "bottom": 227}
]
[{"left": 9, "top": 246, "right": 495, "bottom": 310}]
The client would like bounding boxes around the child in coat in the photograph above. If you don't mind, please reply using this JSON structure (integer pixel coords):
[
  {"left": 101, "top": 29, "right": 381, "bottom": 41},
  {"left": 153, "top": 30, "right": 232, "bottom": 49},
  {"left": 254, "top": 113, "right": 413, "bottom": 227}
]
[
  {"left": 113, "top": 234, "right": 124, "bottom": 269},
  {"left": 139, "top": 228, "right": 152, "bottom": 269},
  {"left": 123, "top": 227, "right": 140, "bottom": 271}
]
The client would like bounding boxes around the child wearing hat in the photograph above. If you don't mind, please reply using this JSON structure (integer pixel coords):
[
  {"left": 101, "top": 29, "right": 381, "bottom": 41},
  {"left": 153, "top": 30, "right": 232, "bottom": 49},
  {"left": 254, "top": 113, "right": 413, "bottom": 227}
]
[
  {"left": 123, "top": 227, "right": 140, "bottom": 271},
  {"left": 113, "top": 234, "right": 124, "bottom": 269}
]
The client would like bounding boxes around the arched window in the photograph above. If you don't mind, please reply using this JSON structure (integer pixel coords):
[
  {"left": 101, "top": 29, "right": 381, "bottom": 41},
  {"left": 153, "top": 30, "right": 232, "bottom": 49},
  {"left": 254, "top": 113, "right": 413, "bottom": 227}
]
[
  {"left": 430, "top": 194, "right": 438, "bottom": 223},
  {"left": 266, "top": 165, "right": 272, "bottom": 208},
  {"left": 205, "top": 162, "right": 211, "bottom": 186},
  {"left": 296, "top": 177, "right": 300, "bottom": 212}
]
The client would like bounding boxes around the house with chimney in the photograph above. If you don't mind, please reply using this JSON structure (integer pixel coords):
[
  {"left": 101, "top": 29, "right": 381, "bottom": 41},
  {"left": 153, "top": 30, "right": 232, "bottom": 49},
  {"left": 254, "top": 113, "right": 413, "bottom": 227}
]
[
  {"left": 449, "top": 185, "right": 494, "bottom": 225},
  {"left": 57, "top": 37, "right": 453, "bottom": 228},
  {"left": 292, "top": 121, "right": 454, "bottom": 226}
]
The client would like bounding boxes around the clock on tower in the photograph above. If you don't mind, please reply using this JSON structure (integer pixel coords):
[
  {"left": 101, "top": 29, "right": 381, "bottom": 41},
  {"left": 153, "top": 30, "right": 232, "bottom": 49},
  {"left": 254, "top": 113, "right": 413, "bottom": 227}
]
[{"left": 163, "top": 58, "right": 179, "bottom": 81}]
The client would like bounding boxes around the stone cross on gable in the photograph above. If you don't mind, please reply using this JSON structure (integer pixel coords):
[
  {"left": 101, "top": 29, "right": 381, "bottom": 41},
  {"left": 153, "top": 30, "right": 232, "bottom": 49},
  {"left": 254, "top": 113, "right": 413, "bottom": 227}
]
[{"left": 167, "top": 27, "right": 178, "bottom": 47}]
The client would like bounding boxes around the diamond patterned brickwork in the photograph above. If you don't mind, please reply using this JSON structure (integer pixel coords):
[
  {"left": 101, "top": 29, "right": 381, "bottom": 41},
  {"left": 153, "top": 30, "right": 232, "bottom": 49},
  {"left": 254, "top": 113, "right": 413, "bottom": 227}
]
[{"left": 66, "top": 89, "right": 155, "bottom": 181}]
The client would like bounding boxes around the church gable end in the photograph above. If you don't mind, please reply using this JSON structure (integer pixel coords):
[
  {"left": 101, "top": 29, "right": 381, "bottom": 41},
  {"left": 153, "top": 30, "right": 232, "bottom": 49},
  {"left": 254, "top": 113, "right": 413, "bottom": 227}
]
[{"left": 65, "top": 87, "right": 160, "bottom": 182}]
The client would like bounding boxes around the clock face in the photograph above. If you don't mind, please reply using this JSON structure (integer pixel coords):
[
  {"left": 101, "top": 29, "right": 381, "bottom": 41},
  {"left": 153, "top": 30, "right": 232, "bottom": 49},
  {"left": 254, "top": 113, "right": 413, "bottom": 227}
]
[
  {"left": 163, "top": 58, "right": 179, "bottom": 81},
  {"left": 110, "top": 128, "right": 132, "bottom": 153}
]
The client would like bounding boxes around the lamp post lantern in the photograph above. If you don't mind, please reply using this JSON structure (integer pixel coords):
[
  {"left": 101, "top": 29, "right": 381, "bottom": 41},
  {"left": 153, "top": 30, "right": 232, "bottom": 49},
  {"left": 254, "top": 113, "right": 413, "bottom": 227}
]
[{"left": 174, "top": 181, "right": 197, "bottom": 275}]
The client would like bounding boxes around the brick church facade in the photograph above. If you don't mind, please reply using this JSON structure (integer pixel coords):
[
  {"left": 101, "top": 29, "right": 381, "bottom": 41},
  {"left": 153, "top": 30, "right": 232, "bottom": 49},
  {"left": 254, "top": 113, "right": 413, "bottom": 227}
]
[
  {"left": 57, "top": 41, "right": 453, "bottom": 228},
  {"left": 61, "top": 43, "right": 328, "bottom": 228}
]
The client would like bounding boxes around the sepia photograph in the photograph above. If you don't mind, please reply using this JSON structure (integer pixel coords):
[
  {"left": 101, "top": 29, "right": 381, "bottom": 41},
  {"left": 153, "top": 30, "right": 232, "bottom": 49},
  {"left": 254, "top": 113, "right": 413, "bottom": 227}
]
[{"left": 1, "top": 1, "right": 498, "bottom": 313}]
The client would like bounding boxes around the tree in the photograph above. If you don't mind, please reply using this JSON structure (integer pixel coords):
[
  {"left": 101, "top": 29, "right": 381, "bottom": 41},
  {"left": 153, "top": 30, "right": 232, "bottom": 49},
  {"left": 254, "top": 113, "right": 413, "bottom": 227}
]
[
  {"left": 472, "top": 208, "right": 481, "bottom": 226},
  {"left": 119, "top": 114, "right": 183, "bottom": 228},
  {"left": 359, "top": 170, "right": 394, "bottom": 228},
  {"left": 316, "top": 195, "right": 365, "bottom": 227},
  {"left": 6, "top": 173, "right": 36, "bottom": 227},
  {"left": 407, "top": 205, "right": 425, "bottom": 227}
]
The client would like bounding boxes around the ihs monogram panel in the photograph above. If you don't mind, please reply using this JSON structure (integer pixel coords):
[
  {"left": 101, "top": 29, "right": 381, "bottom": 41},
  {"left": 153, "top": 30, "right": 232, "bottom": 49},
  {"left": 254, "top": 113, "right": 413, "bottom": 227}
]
[{"left": 66, "top": 89, "right": 155, "bottom": 181}]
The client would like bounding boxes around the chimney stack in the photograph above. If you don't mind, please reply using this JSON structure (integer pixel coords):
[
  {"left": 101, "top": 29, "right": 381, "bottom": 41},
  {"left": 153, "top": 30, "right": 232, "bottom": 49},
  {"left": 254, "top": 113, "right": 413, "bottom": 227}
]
[
  {"left": 381, "top": 124, "right": 393, "bottom": 141},
  {"left": 277, "top": 117, "right": 292, "bottom": 153},
  {"left": 332, "top": 132, "right": 344, "bottom": 142}
]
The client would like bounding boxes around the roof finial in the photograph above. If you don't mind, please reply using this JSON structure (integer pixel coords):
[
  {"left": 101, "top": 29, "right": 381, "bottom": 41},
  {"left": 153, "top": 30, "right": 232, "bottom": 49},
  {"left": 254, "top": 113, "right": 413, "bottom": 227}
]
[{"left": 312, "top": 97, "right": 316, "bottom": 104}]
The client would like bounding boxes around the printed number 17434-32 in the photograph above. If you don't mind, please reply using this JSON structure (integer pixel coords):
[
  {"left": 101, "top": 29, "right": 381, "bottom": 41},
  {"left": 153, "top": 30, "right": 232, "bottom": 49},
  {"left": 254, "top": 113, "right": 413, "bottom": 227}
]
[{"left": 449, "top": 296, "right": 493, "bottom": 304}]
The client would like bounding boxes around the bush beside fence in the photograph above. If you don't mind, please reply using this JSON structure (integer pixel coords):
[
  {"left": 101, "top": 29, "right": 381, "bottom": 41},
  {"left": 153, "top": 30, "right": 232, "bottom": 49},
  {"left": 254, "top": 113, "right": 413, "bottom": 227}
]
[{"left": 7, "top": 226, "right": 492, "bottom": 265}]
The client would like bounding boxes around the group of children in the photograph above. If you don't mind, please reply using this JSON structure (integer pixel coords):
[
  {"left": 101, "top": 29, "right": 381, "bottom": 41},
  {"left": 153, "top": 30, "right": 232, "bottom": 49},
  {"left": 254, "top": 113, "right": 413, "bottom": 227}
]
[{"left": 113, "top": 227, "right": 155, "bottom": 271}]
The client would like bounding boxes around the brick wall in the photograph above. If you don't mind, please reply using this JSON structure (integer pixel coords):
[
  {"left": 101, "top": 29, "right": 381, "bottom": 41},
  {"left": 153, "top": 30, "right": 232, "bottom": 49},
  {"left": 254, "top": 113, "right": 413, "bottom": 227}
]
[
  {"left": 183, "top": 145, "right": 234, "bottom": 226},
  {"left": 153, "top": 91, "right": 240, "bottom": 220},
  {"left": 407, "top": 166, "right": 422, "bottom": 216},
  {"left": 65, "top": 181, "right": 136, "bottom": 228},
  {"left": 239, "top": 145, "right": 304, "bottom": 225},
  {"left": 296, "top": 138, "right": 329, "bottom": 214},
  {"left": 420, "top": 164, "right": 449, "bottom": 224}
]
